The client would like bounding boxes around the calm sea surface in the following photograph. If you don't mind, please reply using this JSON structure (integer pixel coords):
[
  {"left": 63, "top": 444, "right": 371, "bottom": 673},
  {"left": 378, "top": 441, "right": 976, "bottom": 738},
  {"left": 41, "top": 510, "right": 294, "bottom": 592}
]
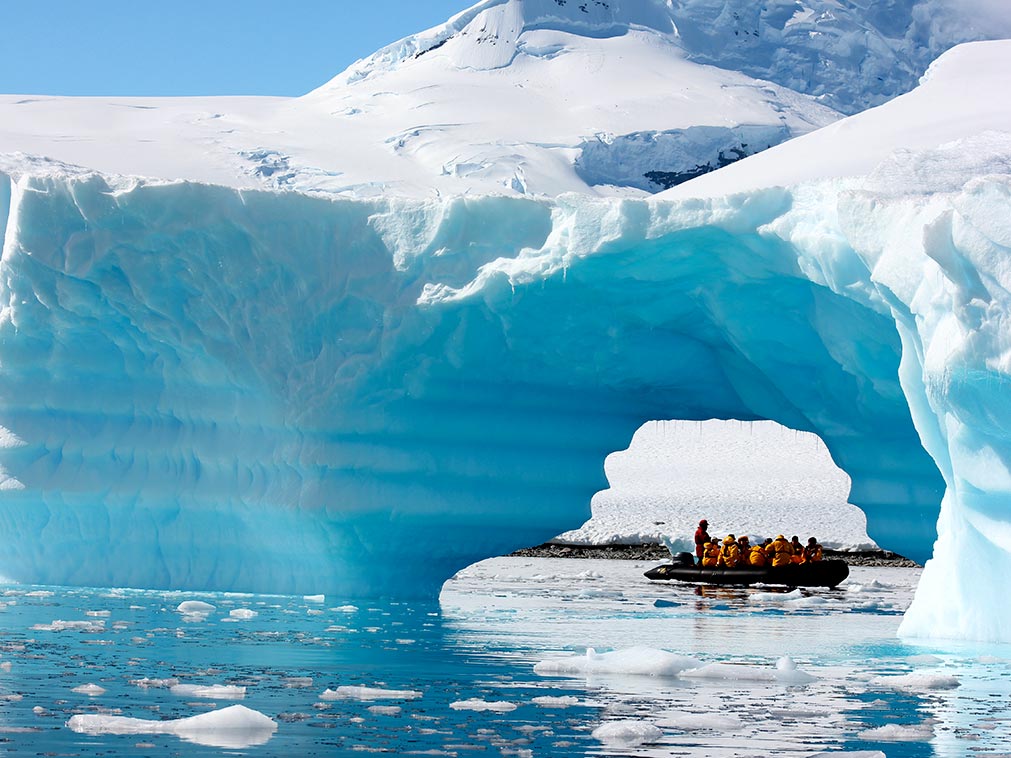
[{"left": 0, "top": 557, "right": 1008, "bottom": 756}]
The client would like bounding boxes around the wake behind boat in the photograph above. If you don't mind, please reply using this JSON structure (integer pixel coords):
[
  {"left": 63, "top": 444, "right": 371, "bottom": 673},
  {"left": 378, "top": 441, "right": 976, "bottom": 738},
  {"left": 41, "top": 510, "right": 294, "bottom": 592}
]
[{"left": 646, "top": 552, "right": 849, "bottom": 589}]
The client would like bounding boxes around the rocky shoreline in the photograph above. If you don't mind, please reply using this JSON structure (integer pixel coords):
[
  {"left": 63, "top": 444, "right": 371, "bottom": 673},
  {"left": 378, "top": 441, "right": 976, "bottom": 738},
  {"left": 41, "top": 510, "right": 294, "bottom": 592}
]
[{"left": 509, "top": 542, "right": 921, "bottom": 567}]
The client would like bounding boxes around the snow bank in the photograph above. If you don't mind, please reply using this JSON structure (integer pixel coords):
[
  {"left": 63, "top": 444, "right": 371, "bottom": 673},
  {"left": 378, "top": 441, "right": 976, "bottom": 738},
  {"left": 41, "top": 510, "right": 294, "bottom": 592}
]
[{"left": 66, "top": 704, "right": 277, "bottom": 749}]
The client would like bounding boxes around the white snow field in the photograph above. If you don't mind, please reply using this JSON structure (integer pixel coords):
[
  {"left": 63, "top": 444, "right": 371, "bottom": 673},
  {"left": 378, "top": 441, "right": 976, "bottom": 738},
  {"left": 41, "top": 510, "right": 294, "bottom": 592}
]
[
  {"left": 0, "top": 0, "right": 1010, "bottom": 644},
  {"left": 0, "top": 0, "right": 1001, "bottom": 198},
  {"left": 558, "top": 419, "right": 877, "bottom": 550}
]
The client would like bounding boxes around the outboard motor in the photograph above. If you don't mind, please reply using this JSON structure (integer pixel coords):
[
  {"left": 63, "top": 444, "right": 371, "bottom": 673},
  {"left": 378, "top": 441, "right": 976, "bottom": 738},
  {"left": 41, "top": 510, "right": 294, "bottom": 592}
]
[{"left": 671, "top": 551, "right": 695, "bottom": 567}]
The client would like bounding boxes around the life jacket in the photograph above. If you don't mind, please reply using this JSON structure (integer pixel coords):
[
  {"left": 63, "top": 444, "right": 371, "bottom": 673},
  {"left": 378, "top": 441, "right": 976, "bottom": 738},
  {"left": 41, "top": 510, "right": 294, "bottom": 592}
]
[
  {"left": 804, "top": 544, "right": 823, "bottom": 563},
  {"left": 770, "top": 537, "right": 793, "bottom": 568},
  {"left": 749, "top": 544, "right": 767, "bottom": 567},
  {"left": 790, "top": 541, "right": 805, "bottom": 563},
  {"left": 701, "top": 542, "right": 720, "bottom": 567},
  {"left": 718, "top": 539, "right": 741, "bottom": 568}
]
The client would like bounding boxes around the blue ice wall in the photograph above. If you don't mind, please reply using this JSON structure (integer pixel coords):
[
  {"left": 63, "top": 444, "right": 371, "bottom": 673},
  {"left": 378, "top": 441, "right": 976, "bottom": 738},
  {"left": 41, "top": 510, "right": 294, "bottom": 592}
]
[{"left": 0, "top": 170, "right": 947, "bottom": 601}]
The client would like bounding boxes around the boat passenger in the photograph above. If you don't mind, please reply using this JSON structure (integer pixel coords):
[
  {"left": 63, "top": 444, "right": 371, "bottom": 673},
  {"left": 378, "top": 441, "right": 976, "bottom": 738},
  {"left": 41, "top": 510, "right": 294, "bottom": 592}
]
[
  {"left": 718, "top": 535, "right": 742, "bottom": 568},
  {"left": 790, "top": 536, "right": 805, "bottom": 564},
  {"left": 769, "top": 535, "right": 794, "bottom": 568},
  {"left": 749, "top": 542, "right": 768, "bottom": 567},
  {"left": 701, "top": 541, "right": 720, "bottom": 567},
  {"left": 761, "top": 538, "right": 773, "bottom": 557},
  {"left": 694, "top": 519, "right": 711, "bottom": 565},
  {"left": 737, "top": 535, "right": 750, "bottom": 556},
  {"left": 804, "top": 537, "right": 823, "bottom": 563}
]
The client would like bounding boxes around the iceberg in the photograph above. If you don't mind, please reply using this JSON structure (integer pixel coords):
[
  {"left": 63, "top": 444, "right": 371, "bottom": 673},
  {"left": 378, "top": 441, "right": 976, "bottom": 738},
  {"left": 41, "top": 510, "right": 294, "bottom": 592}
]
[{"left": 0, "top": 1, "right": 1009, "bottom": 644}]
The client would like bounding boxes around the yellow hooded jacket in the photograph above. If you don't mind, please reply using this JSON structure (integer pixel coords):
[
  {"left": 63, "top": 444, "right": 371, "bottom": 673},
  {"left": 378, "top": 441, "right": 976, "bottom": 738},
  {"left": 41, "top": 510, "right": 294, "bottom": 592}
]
[
  {"left": 770, "top": 536, "right": 794, "bottom": 568},
  {"left": 718, "top": 536, "right": 741, "bottom": 568}
]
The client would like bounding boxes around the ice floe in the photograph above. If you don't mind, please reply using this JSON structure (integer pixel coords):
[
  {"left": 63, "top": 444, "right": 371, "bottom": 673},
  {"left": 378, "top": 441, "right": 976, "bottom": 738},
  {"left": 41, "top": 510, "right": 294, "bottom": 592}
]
[
  {"left": 449, "top": 698, "right": 517, "bottom": 713},
  {"left": 169, "top": 684, "right": 246, "bottom": 700},
  {"left": 534, "top": 647, "right": 703, "bottom": 678},
  {"left": 856, "top": 722, "right": 935, "bottom": 741},
  {"left": 66, "top": 704, "right": 277, "bottom": 748},
  {"left": 320, "top": 686, "right": 422, "bottom": 701},
  {"left": 680, "top": 657, "right": 817, "bottom": 684},
  {"left": 870, "top": 673, "right": 960, "bottom": 690},
  {"left": 531, "top": 695, "right": 579, "bottom": 708},
  {"left": 592, "top": 720, "right": 662, "bottom": 746},
  {"left": 71, "top": 683, "right": 106, "bottom": 696}
]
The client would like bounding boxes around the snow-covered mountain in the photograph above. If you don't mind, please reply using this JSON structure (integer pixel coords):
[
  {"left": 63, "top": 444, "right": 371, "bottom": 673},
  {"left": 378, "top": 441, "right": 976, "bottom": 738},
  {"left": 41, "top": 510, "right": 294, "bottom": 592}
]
[{"left": 0, "top": 0, "right": 998, "bottom": 198}]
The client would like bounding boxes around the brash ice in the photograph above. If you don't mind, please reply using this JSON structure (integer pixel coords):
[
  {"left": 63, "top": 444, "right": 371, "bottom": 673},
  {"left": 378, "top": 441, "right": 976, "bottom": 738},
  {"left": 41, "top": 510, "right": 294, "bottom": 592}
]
[{"left": 0, "top": 1, "right": 1009, "bottom": 643}]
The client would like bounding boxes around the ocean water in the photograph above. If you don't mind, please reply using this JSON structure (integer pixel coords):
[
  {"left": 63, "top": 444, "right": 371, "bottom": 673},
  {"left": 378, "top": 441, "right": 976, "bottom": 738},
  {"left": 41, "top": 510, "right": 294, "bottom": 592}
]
[{"left": 0, "top": 557, "right": 1008, "bottom": 756}]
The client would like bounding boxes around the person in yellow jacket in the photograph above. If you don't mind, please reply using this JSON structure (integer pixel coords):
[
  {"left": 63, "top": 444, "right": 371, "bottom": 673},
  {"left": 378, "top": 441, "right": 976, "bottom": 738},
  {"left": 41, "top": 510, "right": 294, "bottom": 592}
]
[
  {"left": 701, "top": 541, "right": 720, "bottom": 568},
  {"left": 749, "top": 542, "right": 768, "bottom": 567},
  {"left": 718, "top": 535, "right": 742, "bottom": 568},
  {"left": 790, "top": 536, "right": 805, "bottom": 564},
  {"left": 769, "top": 535, "right": 794, "bottom": 568},
  {"left": 804, "top": 537, "right": 823, "bottom": 563}
]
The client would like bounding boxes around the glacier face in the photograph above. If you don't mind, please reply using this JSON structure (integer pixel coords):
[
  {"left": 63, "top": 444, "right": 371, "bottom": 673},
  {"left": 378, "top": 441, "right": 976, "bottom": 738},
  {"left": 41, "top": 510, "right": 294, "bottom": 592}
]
[{"left": 0, "top": 164, "right": 945, "bottom": 599}]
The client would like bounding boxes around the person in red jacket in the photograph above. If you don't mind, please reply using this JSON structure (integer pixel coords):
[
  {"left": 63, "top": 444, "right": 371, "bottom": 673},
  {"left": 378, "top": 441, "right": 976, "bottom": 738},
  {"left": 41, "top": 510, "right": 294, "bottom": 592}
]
[{"left": 694, "top": 519, "right": 711, "bottom": 565}]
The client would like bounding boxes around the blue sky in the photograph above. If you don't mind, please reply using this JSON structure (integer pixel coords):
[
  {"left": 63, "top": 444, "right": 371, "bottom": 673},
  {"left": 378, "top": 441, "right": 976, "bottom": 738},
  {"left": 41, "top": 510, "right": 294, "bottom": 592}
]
[{"left": 1, "top": 0, "right": 469, "bottom": 96}]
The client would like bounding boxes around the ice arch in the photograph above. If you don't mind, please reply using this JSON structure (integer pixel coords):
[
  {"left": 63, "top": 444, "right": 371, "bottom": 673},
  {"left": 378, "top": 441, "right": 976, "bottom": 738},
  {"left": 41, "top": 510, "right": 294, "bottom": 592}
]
[{"left": 0, "top": 165, "right": 1002, "bottom": 640}]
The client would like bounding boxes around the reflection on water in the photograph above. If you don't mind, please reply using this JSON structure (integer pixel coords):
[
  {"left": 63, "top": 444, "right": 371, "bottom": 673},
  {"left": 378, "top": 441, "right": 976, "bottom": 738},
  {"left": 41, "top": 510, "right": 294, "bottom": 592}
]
[{"left": 0, "top": 558, "right": 1007, "bottom": 756}]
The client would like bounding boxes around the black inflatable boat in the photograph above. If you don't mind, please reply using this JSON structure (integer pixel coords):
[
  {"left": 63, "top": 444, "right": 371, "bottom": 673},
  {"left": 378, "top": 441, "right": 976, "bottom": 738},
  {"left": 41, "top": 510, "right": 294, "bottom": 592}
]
[{"left": 645, "top": 552, "right": 849, "bottom": 589}]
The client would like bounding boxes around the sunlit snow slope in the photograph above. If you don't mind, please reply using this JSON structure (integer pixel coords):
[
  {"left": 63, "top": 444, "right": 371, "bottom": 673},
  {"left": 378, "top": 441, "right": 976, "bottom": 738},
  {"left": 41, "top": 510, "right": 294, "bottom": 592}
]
[{"left": 0, "top": 0, "right": 997, "bottom": 198}]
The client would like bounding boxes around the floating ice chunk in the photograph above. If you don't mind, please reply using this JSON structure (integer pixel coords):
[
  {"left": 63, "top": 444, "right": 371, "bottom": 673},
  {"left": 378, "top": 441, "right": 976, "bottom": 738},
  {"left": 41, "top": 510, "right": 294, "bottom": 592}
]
[
  {"left": 534, "top": 647, "right": 703, "bottom": 678},
  {"left": 809, "top": 752, "right": 885, "bottom": 758},
  {"left": 170, "top": 684, "right": 246, "bottom": 700},
  {"left": 857, "top": 723, "right": 935, "bottom": 741},
  {"left": 228, "top": 609, "right": 257, "bottom": 620},
  {"left": 592, "top": 720, "right": 662, "bottom": 746},
  {"left": 85, "top": 610, "right": 111, "bottom": 617},
  {"left": 72, "top": 684, "right": 106, "bottom": 696},
  {"left": 131, "top": 678, "right": 179, "bottom": 689},
  {"left": 66, "top": 704, "right": 277, "bottom": 749},
  {"left": 176, "top": 601, "right": 215, "bottom": 615},
  {"left": 303, "top": 595, "right": 325, "bottom": 603},
  {"left": 870, "top": 673, "right": 960, "bottom": 690},
  {"left": 749, "top": 589, "right": 804, "bottom": 604},
  {"left": 905, "top": 654, "right": 943, "bottom": 665},
  {"left": 667, "top": 713, "right": 742, "bottom": 731},
  {"left": 449, "top": 698, "right": 517, "bottom": 713},
  {"left": 32, "top": 619, "right": 105, "bottom": 632},
  {"left": 320, "top": 686, "right": 422, "bottom": 701},
  {"left": 368, "top": 705, "right": 402, "bottom": 715},
  {"left": 283, "top": 677, "right": 313, "bottom": 688},
  {"left": 334, "top": 605, "right": 358, "bottom": 613},
  {"left": 531, "top": 695, "right": 579, "bottom": 708},
  {"left": 0, "top": 661, "right": 11, "bottom": 672},
  {"left": 681, "top": 656, "right": 816, "bottom": 684}
]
